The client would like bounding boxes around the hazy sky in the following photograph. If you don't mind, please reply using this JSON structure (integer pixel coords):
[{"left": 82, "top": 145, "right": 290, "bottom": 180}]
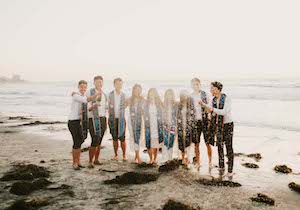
[{"left": 0, "top": 0, "right": 299, "bottom": 82}]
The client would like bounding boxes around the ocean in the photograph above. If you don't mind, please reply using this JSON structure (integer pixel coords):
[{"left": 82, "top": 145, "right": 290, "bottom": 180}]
[{"left": 1, "top": 78, "right": 300, "bottom": 132}]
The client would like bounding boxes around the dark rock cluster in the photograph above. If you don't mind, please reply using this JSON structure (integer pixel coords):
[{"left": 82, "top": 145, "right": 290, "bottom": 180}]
[
  {"left": 274, "top": 165, "right": 293, "bottom": 174},
  {"left": 242, "top": 163, "right": 259, "bottom": 169},
  {"left": 196, "top": 178, "right": 242, "bottom": 187},
  {"left": 288, "top": 182, "right": 300, "bottom": 193},
  {"left": 104, "top": 172, "right": 159, "bottom": 185},
  {"left": 250, "top": 193, "right": 275, "bottom": 206},
  {"left": 162, "top": 199, "right": 201, "bottom": 210}
]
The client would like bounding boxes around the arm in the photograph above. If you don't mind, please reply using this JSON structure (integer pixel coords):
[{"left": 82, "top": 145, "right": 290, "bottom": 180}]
[
  {"left": 203, "top": 97, "right": 231, "bottom": 116},
  {"left": 72, "top": 93, "right": 88, "bottom": 103},
  {"left": 88, "top": 103, "right": 97, "bottom": 112},
  {"left": 212, "top": 97, "right": 231, "bottom": 116},
  {"left": 87, "top": 91, "right": 101, "bottom": 102},
  {"left": 125, "top": 97, "right": 130, "bottom": 108}
]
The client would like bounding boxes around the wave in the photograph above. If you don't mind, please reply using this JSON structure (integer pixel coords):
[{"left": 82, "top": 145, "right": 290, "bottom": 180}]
[{"left": 237, "top": 121, "right": 300, "bottom": 133}]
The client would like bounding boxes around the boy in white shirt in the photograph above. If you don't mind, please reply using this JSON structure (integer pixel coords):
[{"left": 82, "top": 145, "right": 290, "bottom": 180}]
[
  {"left": 108, "top": 78, "right": 127, "bottom": 161},
  {"left": 86, "top": 76, "right": 108, "bottom": 168},
  {"left": 68, "top": 80, "right": 101, "bottom": 170},
  {"left": 199, "top": 81, "right": 234, "bottom": 177}
]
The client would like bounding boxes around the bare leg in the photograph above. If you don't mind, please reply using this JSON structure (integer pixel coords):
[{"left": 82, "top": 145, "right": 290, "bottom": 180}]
[
  {"left": 72, "top": 149, "right": 77, "bottom": 166},
  {"left": 135, "top": 150, "right": 142, "bottom": 163},
  {"left": 112, "top": 140, "right": 118, "bottom": 160},
  {"left": 121, "top": 140, "right": 127, "bottom": 160},
  {"left": 94, "top": 145, "right": 101, "bottom": 162},
  {"left": 75, "top": 148, "right": 81, "bottom": 165},
  {"left": 148, "top": 149, "right": 153, "bottom": 164},
  {"left": 89, "top": 146, "right": 96, "bottom": 164},
  {"left": 153, "top": 148, "right": 158, "bottom": 164},
  {"left": 181, "top": 152, "right": 188, "bottom": 165},
  {"left": 195, "top": 143, "right": 200, "bottom": 168},
  {"left": 206, "top": 143, "right": 212, "bottom": 166}
]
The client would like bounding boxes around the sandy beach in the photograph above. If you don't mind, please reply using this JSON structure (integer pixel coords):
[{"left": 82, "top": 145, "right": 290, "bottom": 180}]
[{"left": 0, "top": 113, "right": 299, "bottom": 210}]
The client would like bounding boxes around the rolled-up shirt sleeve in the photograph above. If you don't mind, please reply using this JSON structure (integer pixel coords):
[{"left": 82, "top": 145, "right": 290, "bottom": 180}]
[
  {"left": 72, "top": 94, "right": 87, "bottom": 103},
  {"left": 205, "top": 96, "right": 231, "bottom": 116},
  {"left": 213, "top": 97, "right": 231, "bottom": 116}
]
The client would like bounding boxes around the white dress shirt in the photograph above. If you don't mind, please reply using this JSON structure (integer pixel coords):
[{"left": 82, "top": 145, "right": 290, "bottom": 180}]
[
  {"left": 208, "top": 95, "right": 233, "bottom": 124},
  {"left": 191, "top": 92, "right": 203, "bottom": 120},
  {"left": 86, "top": 89, "right": 107, "bottom": 118},
  {"left": 114, "top": 90, "right": 121, "bottom": 118},
  {"left": 68, "top": 92, "right": 87, "bottom": 120}
]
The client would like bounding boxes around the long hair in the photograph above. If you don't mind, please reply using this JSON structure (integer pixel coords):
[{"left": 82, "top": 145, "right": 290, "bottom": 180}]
[
  {"left": 130, "top": 84, "right": 143, "bottom": 105},
  {"left": 179, "top": 90, "right": 190, "bottom": 109},
  {"left": 147, "top": 88, "right": 163, "bottom": 108},
  {"left": 164, "top": 89, "right": 176, "bottom": 108}
]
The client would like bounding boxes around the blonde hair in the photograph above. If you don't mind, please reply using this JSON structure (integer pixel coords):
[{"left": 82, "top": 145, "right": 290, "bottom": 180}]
[
  {"left": 164, "top": 89, "right": 176, "bottom": 107},
  {"left": 147, "top": 88, "right": 163, "bottom": 108}
]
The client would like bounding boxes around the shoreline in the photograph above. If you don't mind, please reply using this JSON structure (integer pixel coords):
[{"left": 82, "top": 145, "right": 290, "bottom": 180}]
[{"left": 0, "top": 113, "right": 300, "bottom": 209}]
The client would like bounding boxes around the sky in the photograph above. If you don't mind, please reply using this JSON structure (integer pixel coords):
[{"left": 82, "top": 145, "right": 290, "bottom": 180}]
[{"left": 0, "top": 0, "right": 299, "bottom": 82}]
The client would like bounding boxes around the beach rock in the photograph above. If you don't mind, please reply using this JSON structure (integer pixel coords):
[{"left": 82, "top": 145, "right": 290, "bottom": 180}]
[
  {"left": 196, "top": 178, "right": 241, "bottom": 187},
  {"left": 250, "top": 193, "right": 275, "bottom": 206},
  {"left": 81, "top": 147, "right": 89, "bottom": 152},
  {"left": 0, "top": 130, "right": 18, "bottom": 134},
  {"left": 0, "top": 121, "right": 4, "bottom": 124},
  {"left": 5, "top": 199, "right": 50, "bottom": 210},
  {"left": 60, "top": 189, "right": 75, "bottom": 197},
  {"left": 100, "top": 169, "right": 117, "bottom": 173},
  {"left": 136, "top": 162, "right": 157, "bottom": 169},
  {"left": 8, "top": 116, "right": 31, "bottom": 120},
  {"left": 10, "top": 178, "right": 52, "bottom": 195},
  {"left": 34, "top": 150, "right": 38, "bottom": 152},
  {"left": 17, "top": 121, "right": 65, "bottom": 127},
  {"left": 162, "top": 199, "right": 201, "bottom": 210},
  {"left": 159, "top": 159, "right": 182, "bottom": 173},
  {"left": 40, "top": 160, "right": 45, "bottom": 164},
  {"left": 274, "top": 165, "right": 293, "bottom": 174},
  {"left": 233, "top": 153, "right": 246, "bottom": 157},
  {"left": 47, "top": 184, "right": 72, "bottom": 190},
  {"left": 288, "top": 182, "right": 300, "bottom": 193},
  {"left": 233, "top": 153, "right": 262, "bottom": 161},
  {"left": 242, "top": 163, "right": 259, "bottom": 169},
  {"left": 247, "top": 153, "right": 262, "bottom": 161},
  {"left": 0, "top": 164, "right": 50, "bottom": 181},
  {"left": 104, "top": 172, "right": 159, "bottom": 185}
]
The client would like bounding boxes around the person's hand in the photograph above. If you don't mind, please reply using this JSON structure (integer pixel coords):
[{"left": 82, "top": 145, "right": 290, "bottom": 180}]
[
  {"left": 71, "top": 92, "right": 76, "bottom": 96},
  {"left": 97, "top": 90, "right": 102, "bottom": 96},
  {"left": 205, "top": 107, "right": 213, "bottom": 113},
  {"left": 198, "top": 100, "right": 204, "bottom": 106}
]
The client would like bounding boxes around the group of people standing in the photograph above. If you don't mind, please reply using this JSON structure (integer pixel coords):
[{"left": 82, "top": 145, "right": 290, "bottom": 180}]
[{"left": 67, "top": 76, "right": 234, "bottom": 177}]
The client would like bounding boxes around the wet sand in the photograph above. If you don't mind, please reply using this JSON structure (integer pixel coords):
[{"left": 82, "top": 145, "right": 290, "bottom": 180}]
[{"left": 0, "top": 114, "right": 299, "bottom": 210}]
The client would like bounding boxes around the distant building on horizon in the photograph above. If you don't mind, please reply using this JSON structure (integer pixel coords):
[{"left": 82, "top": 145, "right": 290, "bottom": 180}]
[{"left": 0, "top": 74, "right": 25, "bottom": 83}]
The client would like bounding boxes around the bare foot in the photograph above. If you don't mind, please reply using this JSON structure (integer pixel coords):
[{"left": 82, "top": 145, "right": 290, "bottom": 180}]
[
  {"left": 122, "top": 157, "right": 128, "bottom": 162},
  {"left": 94, "top": 160, "right": 102, "bottom": 165},
  {"left": 111, "top": 156, "right": 118, "bottom": 160}
]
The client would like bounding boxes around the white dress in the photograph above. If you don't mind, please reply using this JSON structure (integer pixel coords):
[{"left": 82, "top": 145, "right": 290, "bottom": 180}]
[
  {"left": 149, "top": 103, "right": 160, "bottom": 149},
  {"left": 127, "top": 104, "right": 145, "bottom": 151}
]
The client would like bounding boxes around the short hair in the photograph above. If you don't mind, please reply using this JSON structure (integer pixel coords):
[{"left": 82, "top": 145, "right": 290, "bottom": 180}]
[
  {"left": 78, "top": 80, "right": 87, "bottom": 86},
  {"left": 114, "top": 78, "right": 123, "bottom": 84},
  {"left": 211, "top": 81, "right": 223, "bottom": 91},
  {"left": 94, "top": 76, "right": 103, "bottom": 81},
  {"left": 191, "top": 78, "right": 201, "bottom": 83}
]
